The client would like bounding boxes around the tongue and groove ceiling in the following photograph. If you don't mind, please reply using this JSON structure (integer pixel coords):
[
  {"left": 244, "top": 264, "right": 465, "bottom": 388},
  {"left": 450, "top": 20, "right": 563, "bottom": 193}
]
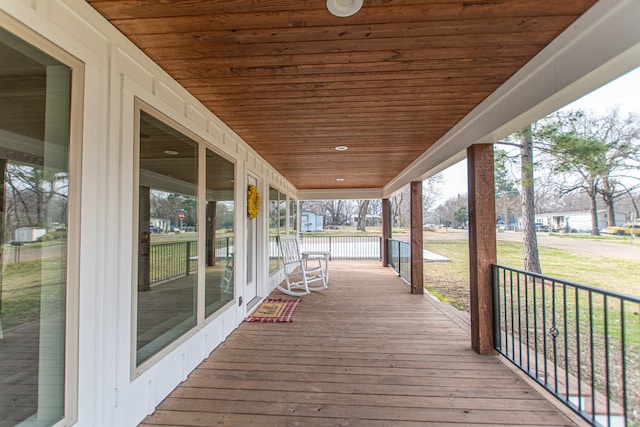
[{"left": 87, "top": 0, "right": 598, "bottom": 190}]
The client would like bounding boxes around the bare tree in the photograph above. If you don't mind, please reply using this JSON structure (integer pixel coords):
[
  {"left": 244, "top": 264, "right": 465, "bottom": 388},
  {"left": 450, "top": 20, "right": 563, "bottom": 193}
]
[
  {"left": 536, "top": 109, "right": 640, "bottom": 235},
  {"left": 323, "top": 199, "right": 345, "bottom": 225},
  {"left": 5, "top": 164, "right": 69, "bottom": 232},
  {"left": 356, "top": 199, "right": 370, "bottom": 232},
  {"left": 423, "top": 173, "right": 444, "bottom": 213},
  {"left": 592, "top": 109, "right": 640, "bottom": 225},
  {"left": 391, "top": 192, "right": 406, "bottom": 227}
]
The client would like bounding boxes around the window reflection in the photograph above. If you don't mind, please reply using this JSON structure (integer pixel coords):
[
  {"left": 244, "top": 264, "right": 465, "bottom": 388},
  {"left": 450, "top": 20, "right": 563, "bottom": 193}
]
[
  {"left": 268, "top": 187, "right": 280, "bottom": 274},
  {"left": 136, "top": 110, "right": 198, "bottom": 366},
  {"left": 289, "top": 199, "right": 297, "bottom": 235},
  {"left": 0, "top": 27, "right": 71, "bottom": 426},
  {"left": 204, "top": 149, "right": 235, "bottom": 317}
]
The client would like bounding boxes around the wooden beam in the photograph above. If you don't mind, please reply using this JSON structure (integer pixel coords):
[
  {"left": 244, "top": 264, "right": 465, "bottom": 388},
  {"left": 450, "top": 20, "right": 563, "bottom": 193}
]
[
  {"left": 410, "top": 181, "right": 423, "bottom": 295},
  {"left": 467, "top": 144, "right": 497, "bottom": 355},
  {"left": 382, "top": 198, "right": 391, "bottom": 267}
]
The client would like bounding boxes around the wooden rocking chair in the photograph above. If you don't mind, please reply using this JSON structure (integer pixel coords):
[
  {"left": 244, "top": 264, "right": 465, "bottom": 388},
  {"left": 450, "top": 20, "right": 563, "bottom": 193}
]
[{"left": 277, "top": 235, "right": 326, "bottom": 296}]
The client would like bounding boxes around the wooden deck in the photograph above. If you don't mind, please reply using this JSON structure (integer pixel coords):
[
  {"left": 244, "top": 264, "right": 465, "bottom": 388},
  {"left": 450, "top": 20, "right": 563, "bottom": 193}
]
[{"left": 141, "top": 260, "right": 579, "bottom": 426}]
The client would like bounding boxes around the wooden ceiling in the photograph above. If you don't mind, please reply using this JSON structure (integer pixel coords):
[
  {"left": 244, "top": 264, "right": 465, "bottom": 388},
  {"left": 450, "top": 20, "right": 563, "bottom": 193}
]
[{"left": 87, "top": 0, "right": 598, "bottom": 190}]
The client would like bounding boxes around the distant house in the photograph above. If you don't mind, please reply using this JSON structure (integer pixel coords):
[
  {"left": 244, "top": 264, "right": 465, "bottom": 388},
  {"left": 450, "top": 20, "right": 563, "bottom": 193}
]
[
  {"left": 150, "top": 218, "right": 168, "bottom": 233},
  {"left": 300, "top": 211, "right": 324, "bottom": 232},
  {"left": 14, "top": 227, "right": 47, "bottom": 242},
  {"left": 534, "top": 210, "right": 626, "bottom": 233}
]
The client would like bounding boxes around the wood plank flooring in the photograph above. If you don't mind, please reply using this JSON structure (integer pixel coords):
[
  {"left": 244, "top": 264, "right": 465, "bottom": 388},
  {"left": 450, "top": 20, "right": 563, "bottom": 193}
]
[{"left": 141, "top": 260, "right": 578, "bottom": 426}]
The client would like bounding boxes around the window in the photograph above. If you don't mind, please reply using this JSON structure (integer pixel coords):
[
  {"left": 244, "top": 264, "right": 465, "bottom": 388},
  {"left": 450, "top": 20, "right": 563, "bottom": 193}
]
[
  {"left": 269, "top": 190, "right": 293, "bottom": 273},
  {"left": 136, "top": 110, "right": 198, "bottom": 367},
  {"left": 0, "top": 26, "right": 74, "bottom": 426},
  {"left": 204, "top": 149, "right": 235, "bottom": 317},
  {"left": 279, "top": 191, "right": 286, "bottom": 232},
  {"left": 289, "top": 199, "right": 297, "bottom": 235},
  {"left": 268, "top": 187, "right": 280, "bottom": 273}
]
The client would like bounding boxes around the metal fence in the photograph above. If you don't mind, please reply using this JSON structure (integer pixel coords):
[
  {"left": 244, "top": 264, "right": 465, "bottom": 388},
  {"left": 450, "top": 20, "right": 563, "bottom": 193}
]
[
  {"left": 150, "top": 240, "right": 198, "bottom": 284},
  {"left": 298, "top": 235, "right": 382, "bottom": 259},
  {"left": 149, "top": 237, "right": 234, "bottom": 285},
  {"left": 493, "top": 264, "right": 640, "bottom": 427},
  {"left": 151, "top": 235, "right": 382, "bottom": 285},
  {"left": 386, "top": 238, "right": 411, "bottom": 282}
]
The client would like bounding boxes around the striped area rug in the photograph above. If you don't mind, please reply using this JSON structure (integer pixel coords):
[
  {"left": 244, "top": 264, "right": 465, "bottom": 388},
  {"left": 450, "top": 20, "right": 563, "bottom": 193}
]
[{"left": 245, "top": 298, "right": 301, "bottom": 323}]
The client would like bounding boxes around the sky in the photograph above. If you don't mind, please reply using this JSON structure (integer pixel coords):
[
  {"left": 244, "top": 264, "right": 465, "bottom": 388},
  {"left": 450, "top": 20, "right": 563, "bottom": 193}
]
[{"left": 438, "top": 66, "right": 640, "bottom": 199}]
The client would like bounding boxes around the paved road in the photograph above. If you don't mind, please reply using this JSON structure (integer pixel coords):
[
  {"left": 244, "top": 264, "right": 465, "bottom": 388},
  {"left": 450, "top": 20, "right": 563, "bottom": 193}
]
[{"left": 424, "top": 229, "right": 640, "bottom": 261}]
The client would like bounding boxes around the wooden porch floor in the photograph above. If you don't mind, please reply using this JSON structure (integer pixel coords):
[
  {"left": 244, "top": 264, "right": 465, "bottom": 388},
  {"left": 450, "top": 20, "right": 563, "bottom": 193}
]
[{"left": 141, "top": 260, "right": 578, "bottom": 426}]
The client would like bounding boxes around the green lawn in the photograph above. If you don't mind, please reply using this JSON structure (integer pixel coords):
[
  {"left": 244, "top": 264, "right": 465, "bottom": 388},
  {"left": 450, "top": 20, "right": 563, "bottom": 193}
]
[
  {"left": 0, "top": 257, "right": 66, "bottom": 329},
  {"left": 424, "top": 239, "right": 640, "bottom": 311}
]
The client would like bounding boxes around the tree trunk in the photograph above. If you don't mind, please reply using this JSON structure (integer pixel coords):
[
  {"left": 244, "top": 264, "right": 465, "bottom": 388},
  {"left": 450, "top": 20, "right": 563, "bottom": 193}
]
[
  {"left": 588, "top": 181, "right": 600, "bottom": 236},
  {"left": 519, "top": 127, "right": 541, "bottom": 274},
  {"left": 392, "top": 194, "right": 403, "bottom": 227},
  {"left": 356, "top": 200, "right": 369, "bottom": 231},
  {"left": 601, "top": 179, "right": 616, "bottom": 226}
]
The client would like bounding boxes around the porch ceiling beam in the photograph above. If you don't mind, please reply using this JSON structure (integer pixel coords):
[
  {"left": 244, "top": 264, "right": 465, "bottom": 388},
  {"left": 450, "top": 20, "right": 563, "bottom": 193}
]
[{"left": 297, "top": 188, "right": 382, "bottom": 201}]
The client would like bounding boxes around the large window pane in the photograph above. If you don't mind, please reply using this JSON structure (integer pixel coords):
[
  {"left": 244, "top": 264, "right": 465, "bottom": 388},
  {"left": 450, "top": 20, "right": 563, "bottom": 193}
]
[
  {"left": 0, "top": 27, "right": 71, "bottom": 426},
  {"left": 279, "top": 191, "right": 286, "bottom": 232},
  {"left": 136, "top": 111, "right": 197, "bottom": 366},
  {"left": 289, "top": 199, "right": 297, "bottom": 235},
  {"left": 204, "top": 149, "right": 234, "bottom": 317},
  {"left": 268, "top": 187, "right": 279, "bottom": 274}
]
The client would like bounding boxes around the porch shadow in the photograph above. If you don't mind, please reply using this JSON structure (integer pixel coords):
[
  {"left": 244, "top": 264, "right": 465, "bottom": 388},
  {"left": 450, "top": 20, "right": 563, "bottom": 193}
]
[{"left": 141, "top": 260, "right": 579, "bottom": 426}]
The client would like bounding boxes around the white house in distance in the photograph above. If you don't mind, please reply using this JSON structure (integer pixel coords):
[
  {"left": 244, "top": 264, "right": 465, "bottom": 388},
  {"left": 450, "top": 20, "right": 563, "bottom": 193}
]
[{"left": 535, "top": 210, "right": 627, "bottom": 233}]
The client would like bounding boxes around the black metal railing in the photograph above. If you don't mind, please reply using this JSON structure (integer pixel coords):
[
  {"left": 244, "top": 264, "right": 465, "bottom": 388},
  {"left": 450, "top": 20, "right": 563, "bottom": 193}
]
[
  {"left": 149, "top": 237, "right": 234, "bottom": 285},
  {"left": 493, "top": 264, "right": 640, "bottom": 427},
  {"left": 298, "top": 235, "right": 382, "bottom": 259},
  {"left": 150, "top": 240, "right": 198, "bottom": 284},
  {"left": 386, "top": 238, "right": 410, "bottom": 282}
]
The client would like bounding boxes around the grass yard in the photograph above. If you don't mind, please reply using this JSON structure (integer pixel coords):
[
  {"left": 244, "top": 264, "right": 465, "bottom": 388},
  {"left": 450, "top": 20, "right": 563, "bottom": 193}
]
[
  {"left": 424, "top": 239, "right": 640, "bottom": 311},
  {"left": 0, "top": 257, "right": 66, "bottom": 330}
]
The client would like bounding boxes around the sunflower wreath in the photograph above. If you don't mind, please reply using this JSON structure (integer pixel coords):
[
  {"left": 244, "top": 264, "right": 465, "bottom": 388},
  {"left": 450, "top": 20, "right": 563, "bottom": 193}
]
[{"left": 247, "top": 184, "right": 261, "bottom": 219}]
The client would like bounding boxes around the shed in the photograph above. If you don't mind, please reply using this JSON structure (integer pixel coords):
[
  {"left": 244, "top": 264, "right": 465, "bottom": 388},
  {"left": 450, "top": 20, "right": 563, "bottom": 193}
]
[{"left": 300, "top": 211, "right": 324, "bottom": 232}]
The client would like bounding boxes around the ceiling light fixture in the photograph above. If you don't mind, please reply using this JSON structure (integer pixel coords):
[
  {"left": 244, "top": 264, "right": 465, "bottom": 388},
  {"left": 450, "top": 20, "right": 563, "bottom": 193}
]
[
  {"left": 335, "top": 145, "right": 349, "bottom": 151},
  {"left": 163, "top": 150, "right": 179, "bottom": 155},
  {"left": 327, "top": 0, "right": 363, "bottom": 17},
  {"left": 336, "top": 178, "right": 345, "bottom": 182}
]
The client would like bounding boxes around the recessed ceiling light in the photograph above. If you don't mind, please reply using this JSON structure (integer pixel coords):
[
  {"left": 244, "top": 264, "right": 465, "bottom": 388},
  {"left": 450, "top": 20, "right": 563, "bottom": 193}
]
[
  {"left": 164, "top": 150, "right": 179, "bottom": 155},
  {"left": 327, "top": 0, "right": 363, "bottom": 17},
  {"left": 335, "top": 146, "right": 349, "bottom": 151},
  {"left": 336, "top": 178, "right": 345, "bottom": 182}
]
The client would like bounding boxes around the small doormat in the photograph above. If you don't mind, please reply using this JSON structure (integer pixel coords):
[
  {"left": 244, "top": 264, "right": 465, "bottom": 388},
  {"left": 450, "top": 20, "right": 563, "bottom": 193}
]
[{"left": 245, "top": 298, "right": 301, "bottom": 323}]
